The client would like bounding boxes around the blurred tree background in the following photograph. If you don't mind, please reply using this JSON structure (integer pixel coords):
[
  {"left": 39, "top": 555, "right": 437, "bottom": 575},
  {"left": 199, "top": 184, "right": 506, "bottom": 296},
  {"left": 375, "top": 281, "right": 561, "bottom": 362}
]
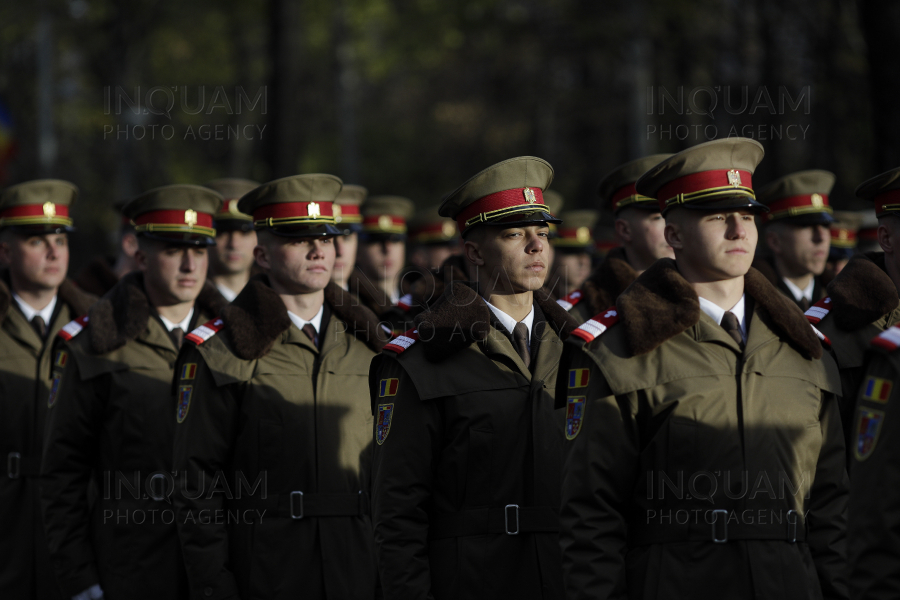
[{"left": 0, "top": 0, "right": 890, "bottom": 268}]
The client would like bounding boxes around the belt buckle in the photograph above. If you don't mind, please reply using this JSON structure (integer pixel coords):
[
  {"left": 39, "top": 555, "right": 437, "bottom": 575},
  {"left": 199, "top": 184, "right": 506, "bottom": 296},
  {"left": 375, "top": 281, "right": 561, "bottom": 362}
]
[
  {"left": 711, "top": 509, "right": 728, "bottom": 543},
  {"left": 7, "top": 452, "right": 20, "bottom": 479},
  {"left": 289, "top": 491, "right": 304, "bottom": 519},
  {"left": 786, "top": 509, "right": 798, "bottom": 543},
  {"left": 504, "top": 504, "right": 519, "bottom": 535}
]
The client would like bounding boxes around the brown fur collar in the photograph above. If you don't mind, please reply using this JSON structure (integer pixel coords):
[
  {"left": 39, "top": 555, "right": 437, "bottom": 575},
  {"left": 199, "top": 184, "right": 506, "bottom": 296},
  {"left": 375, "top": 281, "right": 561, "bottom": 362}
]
[
  {"left": 347, "top": 267, "right": 393, "bottom": 316},
  {"left": 88, "top": 272, "right": 227, "bottom": 354},
  {"left": 616, "top": 258, "right": 822, "bottom": 359},
  {"left": 0, "top": 271, "right": 96, "bottom": 325},
  {"left": 581, "top": 247, "right": 638, "bottom": 316},
  {"left": 414, "top": 280, "right": 580, "bottom": 362},
  {"left": 221, "top": 275, "right": 389, "bottom": 360},
  {"left": 74, "top": 255, "right": 120, "bottom": 297},
  {"left": 826, "top": 252, "right": 899, "bottom": 330},
  {"left": 408, "top": 255, "right": 470, "bottom": 310}
]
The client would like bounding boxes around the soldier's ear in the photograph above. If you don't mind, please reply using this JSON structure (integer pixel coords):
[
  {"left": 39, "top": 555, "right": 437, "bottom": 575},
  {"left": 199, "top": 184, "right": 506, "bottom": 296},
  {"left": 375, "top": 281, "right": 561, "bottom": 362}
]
[
  {"left": 463, "top": 239, "right": 484, "bottom": 267},
  {"left": 878, "top": 223, "right": 893, "bottom": 255},
  {"left": 614, "top": 218, "right": 631, "bottom": 243},
  {"left": 253, "top": 244, "right": 270, "bottom": 270},
  {"left": 664, "top": 222, "right": 683, "bottom": 250},
  {"left": 764, "top": 229, "right": 782, "bottom": 255}
]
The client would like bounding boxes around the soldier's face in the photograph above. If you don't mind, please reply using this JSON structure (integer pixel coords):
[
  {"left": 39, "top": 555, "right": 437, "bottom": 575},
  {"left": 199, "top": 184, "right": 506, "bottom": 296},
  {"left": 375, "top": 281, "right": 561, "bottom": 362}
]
[
  {"left": 629, "top": 211, "right": 675, "bottom": 263},
  {"left": 212, "top": 229, "right": 257, "bottom": 276},
  {"left": 357, "top": 239, "right": 405, "bottom": 282},
  {"left": 552, "top": 251, "right": 592, "bottom": 294},
  {"left": 0, "top": 232, "right": 69, "bottom": 292},
  {"left": 666, "top": 209, "right": 757, "bottom": 281},
  {"left": 765, "top": 224, "right": 830, "bottom": 277},
  {"left": 465, "top": 224, "right": 550, "bottom": 293},
  {"left": 332, "top": 232, "right": 358, "bottom": 285},
  {"left": 136, "top": 242, "right": 209, "bottom": 305},
  {"left": 257, "top": 236, "right": 335, "bottom": 294}
]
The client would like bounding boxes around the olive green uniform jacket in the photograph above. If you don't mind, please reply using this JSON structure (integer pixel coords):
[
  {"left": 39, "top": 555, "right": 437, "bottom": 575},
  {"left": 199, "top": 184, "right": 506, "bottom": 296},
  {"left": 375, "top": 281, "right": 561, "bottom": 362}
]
[
  {"left": 370, "top": 281, "right": 579, "bottom": 600},
  {"left": 557, "top": 247, "right": 637, "bottom": 323},
  {"left": 752, "top": 255, "right": 831, "bottom": 310},
  {"left": 172, "top": 277, "right": 390, "bottom": 600},
  {"left": 806, "top": 253, "right": 900, "bottom": 439},
  {"left": 0, "top": 274, "right": 95, "bottom": 600},
  {"left": 41, "top": 272, "right": 226, "bottom": 600},
  {"left": 847, "top": 325, "right": 900, "bottom": 598},
  {"left": 558, "top": 259, "right": 848, "bottom": 600}
]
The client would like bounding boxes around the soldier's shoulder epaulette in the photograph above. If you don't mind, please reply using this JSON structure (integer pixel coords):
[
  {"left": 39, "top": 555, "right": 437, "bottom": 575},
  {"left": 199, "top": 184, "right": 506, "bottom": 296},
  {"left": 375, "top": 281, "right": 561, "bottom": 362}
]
[
  {"left": 396, "top": 294, "right": 413, "bottom": 312},
  {"left": 557, "top": 289, "right": 583, "bottom": 311},
  {"left": 810, "top": 324, "right": 831, "bottom": 350},
  {"left": 184, "top": 318, "right": 225, "bottom": 346},
  {"left": 57, "top": 315, "right": 89, "bottom": 341},
  {"left": 871, "top": 325, "right": 900, "bottom": 353},
  {"left": 383, "top": 328, "right": 419, "bottom": 354},
  {"left": 805, "top": 297, "right": 832, "bottom": 325},
  {"left": 569, "top": 307, "right": 620, "bottom": 344}
]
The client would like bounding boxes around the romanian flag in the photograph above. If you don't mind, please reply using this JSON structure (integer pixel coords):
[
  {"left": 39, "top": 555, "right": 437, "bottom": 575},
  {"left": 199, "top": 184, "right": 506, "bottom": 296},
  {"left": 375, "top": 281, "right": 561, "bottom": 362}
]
[
  {"left": 54, "top": 351, "right": 67, "bottom": 368},
  {"left": 180, "top": 363, "right": 197, "bottom": 380},
  {"left": 379, "top": 378, "right": 399, "bottom": 397},
  {"left": 568, "top": 369, "right": 590, "bottom": 388},
  {"left": 863, "top": 377, "right": 893, "bottom": 403}
]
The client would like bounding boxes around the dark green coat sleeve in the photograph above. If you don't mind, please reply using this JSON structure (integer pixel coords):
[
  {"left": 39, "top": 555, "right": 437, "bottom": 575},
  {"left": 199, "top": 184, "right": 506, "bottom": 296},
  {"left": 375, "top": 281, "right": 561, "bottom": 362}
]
[
  {"left": 806, "top": 391, "right": 850, "bottom": 599},
  {"left": 172, "top": 344, "right": 241, "bottom": 600},
  {"left": 558, "top": 346, "right": 638, "bottom": 600},
  {"left": 40, "top": 340, "right": 103, "bottom": 597},
  {"left": 370, "top": 355, "right": 442, "bottom": 600}
]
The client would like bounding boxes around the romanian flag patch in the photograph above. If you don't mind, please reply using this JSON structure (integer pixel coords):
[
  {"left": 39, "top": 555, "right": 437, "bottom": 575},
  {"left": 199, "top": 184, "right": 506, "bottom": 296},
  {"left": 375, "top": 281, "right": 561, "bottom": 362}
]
[
  {"left": 379, "top": 378, "right": 399, "bottom": 397},
  {"left": 376, "top": 403, "right": 394, "bottom": 445},
  {"left": 565, "top": 396, "right": 586, "bottom": 440},
  {"left": 855, "top": 408, "right": 885, "bottom": 461},
  {"left": 862, "top": 377, "right": 893, "bottom": 404},
  {"left": 180, "top": 363, "right": 197, "bottom": 381},
  {"left": 47, "top": 372, "right": 62, "bottom": 408},
  {"left": 568, "top": 368, "right": 590, "bottom": 388},
  {"left": 176, "top": 385, "right": 193, "bottom": 424},
  {"left": 54, "top": 350, "right": 68, "bottom": 368}
]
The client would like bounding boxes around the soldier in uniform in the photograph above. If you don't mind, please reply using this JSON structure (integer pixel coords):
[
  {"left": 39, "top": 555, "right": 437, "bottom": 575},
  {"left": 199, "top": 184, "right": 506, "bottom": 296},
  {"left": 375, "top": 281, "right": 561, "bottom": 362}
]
[
  {"left": 407, "top": 203, "right": 459, "bottom": 271},
  {"left": 828, "top": 211, "right": 862, "bottom": 275},
  {"left": 204, "top": 178, "right": 260, "bottom": 302},
  {"left": 0, "top": 180, "right": 96, "bottom": 600},
  {"left": 808, "top": 169, "right": 900, "bottom": 439},
  {"left": 41, "top": 185, "right": 227, "bottom": 600},
  {"left": 847, "top": 322, "right": 900, "bottom": 598},
  {"left": 370, "top": 156, "right": 577, "bottom": 600},
  {"left": 332, "top": 183, "right": 366, "bottom": 290},
  {"left": 74, "top": 199, "right": 139, "bottom": 297},
  {"left": 556, "top": 155, "right": 674, "bottom": 322},
  {"left": 172, "top": 174, "right": 389, "bottom": 600},
  {"left": 548, "top": 209, "right": 598, "bottom": 298},
  {"left": 558, "top": 138, "right": 848, "bottom": 599},
  {"left": 753, "top": 170, "right": 835, "bottom": 310}
]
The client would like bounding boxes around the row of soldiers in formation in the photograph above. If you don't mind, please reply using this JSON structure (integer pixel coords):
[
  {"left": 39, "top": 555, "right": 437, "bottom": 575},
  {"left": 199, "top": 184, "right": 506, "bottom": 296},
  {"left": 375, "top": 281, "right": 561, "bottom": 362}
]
[{"left": 1, "top": 136, "right": 899, "bottom": 600}]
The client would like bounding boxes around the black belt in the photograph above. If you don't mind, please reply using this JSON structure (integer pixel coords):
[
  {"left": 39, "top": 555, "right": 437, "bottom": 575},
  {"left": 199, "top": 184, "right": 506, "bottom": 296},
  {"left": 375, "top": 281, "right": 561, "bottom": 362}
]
[
  {"left": 429, "top": 505, "right": 559, "bottom": 539},
  {"left": 629, "top": 509, "right": 807, "bottom": 545},
  {"left": 7, "top": 452, "right": 41, "bottom": 479},
  {"left": 233, "top": 491, "right": 369, "bottom": 519}
]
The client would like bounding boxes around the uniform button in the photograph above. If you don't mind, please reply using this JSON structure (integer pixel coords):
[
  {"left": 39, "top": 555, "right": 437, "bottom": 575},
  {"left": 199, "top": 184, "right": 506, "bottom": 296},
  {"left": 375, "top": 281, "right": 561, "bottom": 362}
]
[{"left": 204, "top": 587, "right": 213, "bottom": 597}]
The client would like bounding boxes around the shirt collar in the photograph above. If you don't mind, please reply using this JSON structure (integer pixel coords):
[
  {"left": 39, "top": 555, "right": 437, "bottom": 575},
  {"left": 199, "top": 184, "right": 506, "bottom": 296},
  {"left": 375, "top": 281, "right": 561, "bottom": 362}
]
[
  {"left": 288, "top": 303, "right": 325, "bottom": 335},
  {"left": 159, "top": 308, "right": 194, "bottom": 333},
  {"left": 13, "top": 293, "right": 56, "bottom": 325},
  {"left": 698, "top": 294, "right": 746, "bottom": 341},
  {"left": 781, "top": 277, "right": 814, "bottom": 303},
  {"left": 483, "top": 298, "right": 535, "bottom": 345},
  {"left": 215, "top": 282, "right": 238, "bottom": 303}
]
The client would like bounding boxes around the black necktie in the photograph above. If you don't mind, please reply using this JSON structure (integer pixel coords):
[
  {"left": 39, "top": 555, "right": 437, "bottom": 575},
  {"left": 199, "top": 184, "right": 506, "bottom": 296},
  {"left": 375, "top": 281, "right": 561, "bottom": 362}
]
[
  {"left": 721, "top": 311, "right": 744, "bottom": 350},
  {"left": 31, "top": 315, "right": 47, "bottom": 340},
  {"left": 171, "top": 327, "right": 184, "bottom": 350},
  {"left": 512, "top": 322, "right": 530, "bottom": 369},
  {"left": 302, "top": 323, "right": 318, "bottom": 348}
]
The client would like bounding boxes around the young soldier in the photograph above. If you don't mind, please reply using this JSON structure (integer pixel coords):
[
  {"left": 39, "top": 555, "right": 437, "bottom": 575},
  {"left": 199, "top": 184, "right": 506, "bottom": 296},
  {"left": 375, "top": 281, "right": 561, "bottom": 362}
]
[
  {"left": 348, "top": 195, "right": 414, "bottom": 314},
  {"left": 407, "top": 203, "right": 459, "bottom": 271},
  {"left": 558, "top": 138, "right": 848, "bottom": 599},
  {"left": 370, "top": 156, "right": 577, "bottom": 600},
  {"left": 827, "top": 211, "right": 862, "bottom": 275},
  {"left": 754, "top": 170, "right": 835, "bottom": 310},
  {"left": 808, "top": 169, "right": 900, "bottom": 439},
  {"left": 332, "top": 183, "right": 366, "bottom": 290},
  {"left": 848, "top": 321, "right": 900, "bottom": 597},
  {"left": 549, "top": 209, "right": 598, "bottom": 298},
  {"left": 74, "top": 199, "right": 139, "bottom": 297},
  {"left": 172, "top": 174, "right": 389, "bottom": 600},
  {"left": 41, "top": 185, "right": 227, "bottom": 600},
  {"left": 204, "top": 178, "right": 260, "bottom": 302},
  {"left": 557, "top": 155, "right": 674, "bottom": 322},
  {"left": 0, "top": 180, "right": 95, "bottom": 600}
]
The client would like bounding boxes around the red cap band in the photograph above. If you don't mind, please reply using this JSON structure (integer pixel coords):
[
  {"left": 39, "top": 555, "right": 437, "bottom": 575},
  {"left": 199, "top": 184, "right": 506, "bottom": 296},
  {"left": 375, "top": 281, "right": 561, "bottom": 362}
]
[
  {"left": 830, "top": 228, "right": 857, "bottom": 248},
  {"left": 761, "top": 194, "right": 830, "bottom": 222},
  {"left": 134, "top": 209, "right": 214, "bottom": 229},
  {"left": 363, "top": 215, "right": 406, "bottom": 234},
  {"left": 410, "top": 221, "right": 456, "bottom": 242},
  {"left": 334, "top": 204, "right": 362, "bottom": 224},
  {"left": 658, "top": 169, "right": 753, "bottom": 211},
  {"left": 610, "top": 184, "right": 655, "bottom": 212},
  {"left": 455, "top": 187, "right": 546, "bottom": 232},
  {"left": 252, "top": 201, "right": 334, "bottom": 221},
  {"left": 0, "top": 204, "right": 70, "bottom": 219},
  {"left": 875, "top": 189, "right": 900, "bottom": 216}
]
